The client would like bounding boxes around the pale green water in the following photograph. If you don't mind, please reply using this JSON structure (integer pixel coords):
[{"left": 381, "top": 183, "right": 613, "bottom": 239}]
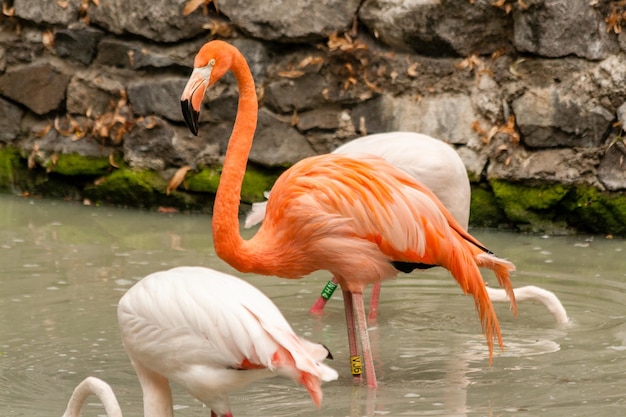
[{"left": 0, "top": 194, "right": 624, "bottom": 416}]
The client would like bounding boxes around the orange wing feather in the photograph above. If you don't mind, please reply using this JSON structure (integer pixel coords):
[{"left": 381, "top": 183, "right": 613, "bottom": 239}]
[{"left": 262, "top": 153, "right": 516, "bottom": 361}]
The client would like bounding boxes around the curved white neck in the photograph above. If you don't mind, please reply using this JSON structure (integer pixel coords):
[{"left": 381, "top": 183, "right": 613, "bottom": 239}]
[{"left": 62, "top": 377, "right": 123, "bottom": 417}]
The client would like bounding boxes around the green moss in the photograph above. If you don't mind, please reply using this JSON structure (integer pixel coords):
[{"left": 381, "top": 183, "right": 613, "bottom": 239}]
[
  {"left": 185, "top": 165, "right": 279, "bottom": 203},
  {"left": 241, "top": 166, "right": 280, "bottom": 203},
  {"left": 0, "top": 147, "right": 21, "bottom": 190},
  {"left": 469, "top": 185, "right": 506, "bottom": 228},
  {"left": 85, "top": 168, "right": 166, "bottom": 208},
  {"left": 185, "top": 167, "right": 221, "bottom": 194},
  {"left": 563, "top": 185, "right": 626, "bottom": 235},
  {"left": 47, "top": 153, "right": 111, "bottom": 176},
  {"left": 489, "top": 180, "right": 571, "bottom": 233}
]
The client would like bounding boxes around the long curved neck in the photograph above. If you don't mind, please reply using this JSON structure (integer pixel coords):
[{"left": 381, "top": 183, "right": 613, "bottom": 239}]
[
  {"left": 212, "top": 50, "right": 259, "bottom": 270},
  {"left": 62, "top": 377, "right": 123, "bottom": 417}
]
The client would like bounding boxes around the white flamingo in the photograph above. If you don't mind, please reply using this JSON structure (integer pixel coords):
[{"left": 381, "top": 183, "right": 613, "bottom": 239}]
[
  {"left": 244, "top": 132, "right": 568, "bottom": 324},
  {"left": 61, "top": 266, "right": 338, "bottom": 417}
]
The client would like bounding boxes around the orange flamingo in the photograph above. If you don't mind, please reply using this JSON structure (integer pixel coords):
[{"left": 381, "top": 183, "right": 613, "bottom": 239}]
[{"left": 180, "top": 40, "right": 517, "bottom": 388}]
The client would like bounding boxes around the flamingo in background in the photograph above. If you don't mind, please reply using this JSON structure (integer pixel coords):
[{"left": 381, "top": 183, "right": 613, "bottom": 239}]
[
  {"left": 244, "top": 132, "right": 568, "bottom": 325},
  {"left": 62, "top": 266, "right": 337, "bottom": 417},
  {"left": 180, "top": 40, "right": 517, "bottom": 388},
  {"left": 245, "top": 132, "right": 469, "bottom": 319}
]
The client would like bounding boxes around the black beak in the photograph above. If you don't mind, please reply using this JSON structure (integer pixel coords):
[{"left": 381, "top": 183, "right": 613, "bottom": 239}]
[
  {"left": 181, "top": 99, "right": 199, "bottom": 136},
  {"left": 322, "top": 343, "right": 334, "bottom": 360}
]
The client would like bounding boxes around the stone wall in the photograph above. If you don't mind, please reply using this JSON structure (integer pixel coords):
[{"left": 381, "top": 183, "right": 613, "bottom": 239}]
[{"left": 1, "top": 0, "right": 626, "bottom": 235}]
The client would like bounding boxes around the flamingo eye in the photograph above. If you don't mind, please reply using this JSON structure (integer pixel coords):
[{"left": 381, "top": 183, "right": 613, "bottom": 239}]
[{"left": 208, "top": 58, "right": 216, "bottom": 66}]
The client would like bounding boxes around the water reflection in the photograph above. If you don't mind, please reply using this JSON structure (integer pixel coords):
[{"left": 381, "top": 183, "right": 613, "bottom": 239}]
[{"left": 0, "top": 194, "right": 624, "bottom": 416}]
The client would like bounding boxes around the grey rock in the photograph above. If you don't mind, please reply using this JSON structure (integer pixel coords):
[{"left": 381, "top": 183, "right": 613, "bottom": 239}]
[
  {"left": 349, "top": 96, "right": 391, "bottom": 136},
  {"left": 66, "top": 68, "right": 129, "bottom": 117},
  {"left": 229, "top": 38, "right": 272, "bottom": 83},
  {"left": 598, "top": 142, "right": 626, "bottom": 191},
  {"left": 359, "top": 0, "right": 512, "bottom": 56},
  {"left": 512, "top": 85, "right": 612, "bottom": 148},
  {"left": 296, "top": 107, "right": 344, "bottom": 131},
  {"left": 488, "top": 145, "right": 600, "bottom": 185},
  {"left": 95, "top": 38, "right": 175, "bottom": 70},
  {"left": 55, "top": 24, "right": 105, "bottom": 65},
  {"left": 513, "top": 0, "right": 619, "bottom": 60},
  {"left": 14, "top": 0, "right": 81, "bottom": 25},
  {"left": 34, "top": 129, "right": 113, "bottom": 158},
  {"left": 123, "top": 117, "right": 186, "bottom": 170},
  {"left": 128, "top": 77, "right": 188, "bottom": 122},
  {"left": 249, "top": 109, "right": 316, "bottom": 166},
  {"left": 381, "top": 93, "right": 480, "bottom": 145},
  {"left": 87, "top": 0, "right": 209, "bottom": 42},
  {"left": 0, "top": 97, "right": 24, "bottom": 143},
  {"left": 456, "top": 146, "right": 488, "bottom": 182},
  {"left": 264, "top": 73, "right": 327, "bottom": 113},
  {"left": 219, "top": 0, "right": 361, "bottom": 42},
  {"left": 0, "top": 62, "right": 70, "bottom": 115},
  {"left": 590, "top": 54, "right": 626, "bottom": 108}
]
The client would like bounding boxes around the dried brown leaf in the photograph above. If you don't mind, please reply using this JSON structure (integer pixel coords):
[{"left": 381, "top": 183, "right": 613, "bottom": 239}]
[
  {"left": 144, "top": 116, "right": 157, "bottom": 129},
  {"left": 327, "top": 31, "right": 367, "bottom": 53},
  {"left": 56, "top": 0, "right": 69, "bottom": 9},
  {"left": 36, "top": 123, "right": 53, "bottom": 138},
  {"left": 277, "top": 70, "right": 305, "bottom": 79},
  {"left": 54, "top": 115, "right": 74, "bottom": 136},
  {"left": 27, "top": 145, "right": 40, "bottom": 170},
  {"left": 166, "top": 166, "right": 192, "bottom": 195},
  {"left": 509, "top": 58, "right": 526, "bottom": 77},
  {"left": 363, "top": 72, "right": 383, "bottom": 93},
  {"left": 47, "top": 153, "right": 59, "bottom": 172},
  {"left": 497, "top": 115, "right": 520, "bottom": 144},
  {"left": 407, "top": 62, "right": 419, "bottom": 78},
  {"left": 109, "top": 153, "right": 119, "bottom": 169},
  {"left": 343, "top": 76, "right": 357, "bottom": 90},
  {"left": 202, "top": 18, "right": 232, "bottom": 37},
  {"left": 471, "top": 120, "right": 485, "bottom": 135},
  {"left": 298, "top": 56, "right": 325, "bottom": 68},
  {"left": 183, "top": 0, "right": 206, "bottom": 16},
  {"left": 290, "top": 110, "right": 299, "bottom": 127},
  {"left": 2, "top": 2, "right": 14, "bottom": 16}
]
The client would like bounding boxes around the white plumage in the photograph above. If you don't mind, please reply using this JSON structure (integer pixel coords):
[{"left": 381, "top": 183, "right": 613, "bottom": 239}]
[
  {"left": 62, "top": 266, "right": 337, "bottom": 417},
  {"left": 245, "top": 132, "right": 470, "bottom": 230},
  {"left": 244, "top": 131, "right": 568, "bottom": 324}
]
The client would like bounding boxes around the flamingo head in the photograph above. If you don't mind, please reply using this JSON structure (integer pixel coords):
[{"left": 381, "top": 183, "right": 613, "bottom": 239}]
[{"left": 180, "top": 40, "right": 234, "bottom": 135}]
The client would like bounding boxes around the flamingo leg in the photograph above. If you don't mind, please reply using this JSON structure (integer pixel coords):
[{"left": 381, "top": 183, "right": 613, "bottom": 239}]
[
  {"left": 310, "top": 277, "right": 339, "bottom": 314},
  {"left": 368, "top": 283, "right": 381, "bottom": 321},
  {"left": 352, "top": 292, "right": 378, "bottom": 388},
  {"left": 342, "top": 289, "right": 362, "bottom": 381}
]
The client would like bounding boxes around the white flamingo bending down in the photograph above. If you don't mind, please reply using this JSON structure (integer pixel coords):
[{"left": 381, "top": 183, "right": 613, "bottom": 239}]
[
  {"left": 244, "top": 132, "right": 568, "bottom": 324},
  {"left": 61, "top": 266, "right": 338, "bottom": 417},
  {"left": 244, "top": 132, "right": 470, "bottom": 231}
]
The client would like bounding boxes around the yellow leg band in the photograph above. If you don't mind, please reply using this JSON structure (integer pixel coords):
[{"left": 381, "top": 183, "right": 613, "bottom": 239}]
[{"left": 350, "top": 355, "right": 362, "bottom": 375}]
